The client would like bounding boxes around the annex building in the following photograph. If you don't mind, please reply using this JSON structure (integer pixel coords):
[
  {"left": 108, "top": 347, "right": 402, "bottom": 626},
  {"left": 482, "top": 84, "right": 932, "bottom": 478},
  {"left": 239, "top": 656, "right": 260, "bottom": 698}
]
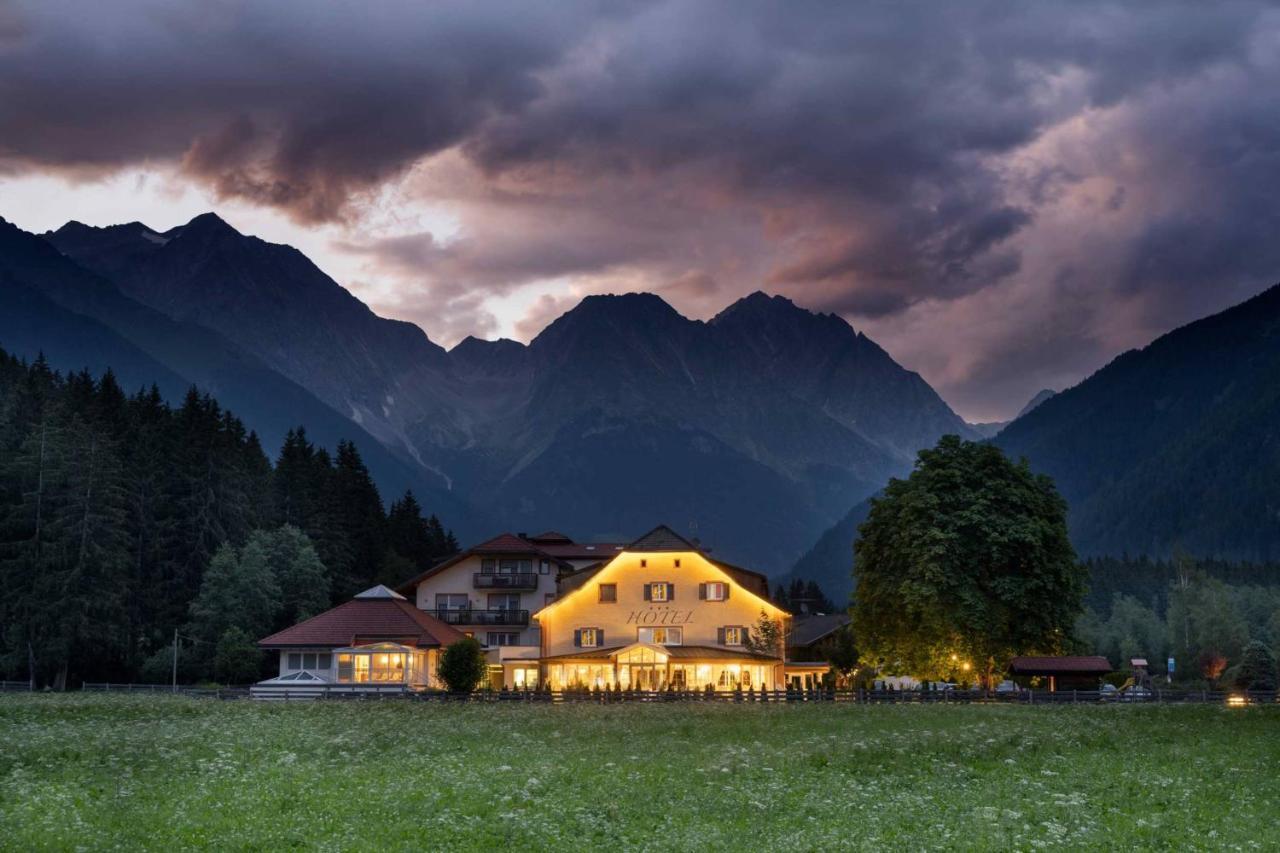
[{"left": 255, "top": 525, "right": 796, "bottom": 696}]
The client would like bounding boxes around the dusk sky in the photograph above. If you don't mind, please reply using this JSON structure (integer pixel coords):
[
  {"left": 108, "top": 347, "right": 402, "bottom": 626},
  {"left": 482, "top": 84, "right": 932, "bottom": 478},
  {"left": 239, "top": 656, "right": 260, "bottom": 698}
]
[{"left": 3, "top": 1, "right": 1279, "bottom": 421}]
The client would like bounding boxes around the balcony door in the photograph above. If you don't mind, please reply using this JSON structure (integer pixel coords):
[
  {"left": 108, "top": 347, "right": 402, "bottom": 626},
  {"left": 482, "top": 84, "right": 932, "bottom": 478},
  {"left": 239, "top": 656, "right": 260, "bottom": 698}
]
[
  {"left": 435, "top": 593, "right": 469, "bottom": 611},
  {"left": 488, "top": 593, "right": 521, "bottom": 611}
]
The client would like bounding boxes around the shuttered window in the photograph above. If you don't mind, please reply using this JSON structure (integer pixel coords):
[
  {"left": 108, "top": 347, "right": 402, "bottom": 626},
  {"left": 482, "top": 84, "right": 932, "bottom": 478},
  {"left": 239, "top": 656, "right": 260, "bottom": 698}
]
[
  {"left": 699, "top": 582, "right": 728, "bottom": 601},
  {"left": 647, "top": 582, "right": 673, "bottom": 602},
  {"left": 575, "top": 627, "right": 603, "bottom": 648}
]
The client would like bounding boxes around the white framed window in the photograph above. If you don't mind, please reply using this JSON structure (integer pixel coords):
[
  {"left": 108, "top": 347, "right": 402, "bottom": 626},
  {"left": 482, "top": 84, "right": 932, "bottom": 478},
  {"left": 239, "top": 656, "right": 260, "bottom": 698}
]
[
  {"left": 436, "top": 593, "right": 469, "bottom": 610},
  {"left": 487, "top": 632, "right": 520, "bottom": 647},
  {"left": 703, "top": 582, "right": 728, "bottom": 601},
  {"left": 638, "top": 626, "right": 683, "bottom": 646},
  {"left": 578, "top": 627, "right": 601, "bottom": 648},
  {"left": 648, "top": 582, "right": 671, "bottom": 602},
  {"left": 722, "top": 626, "right": 744, "bottom": 646},
  {"left": 287, "top": 652, "right": 333, "bottom": 670}
]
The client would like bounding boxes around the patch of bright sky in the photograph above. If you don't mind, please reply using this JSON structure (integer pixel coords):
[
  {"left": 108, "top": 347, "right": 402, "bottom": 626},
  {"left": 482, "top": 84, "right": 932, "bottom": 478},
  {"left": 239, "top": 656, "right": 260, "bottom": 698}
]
[{"left": 0, "top": 166, "right": 476, "bottom": 329}]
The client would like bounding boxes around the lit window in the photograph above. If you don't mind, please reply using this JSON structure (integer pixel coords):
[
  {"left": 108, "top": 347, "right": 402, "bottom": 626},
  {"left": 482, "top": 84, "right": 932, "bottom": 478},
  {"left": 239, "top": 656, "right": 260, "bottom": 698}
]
[
  {"left": 722, "top": 626, "right": 743, "bottom": 646},
  {"left": 337, "top": 653, "right": 353, "bottom": 681},
  {"left": 599, "top": 583, "right": 617, "bottom": 602},
  {"left": 649, "top": 582, "right": 671, "bottom": 602},
  {"left": 578, "top": 627, "right": 600, "bottom": 648},
  {"left": 638, "top": 626, "right": 683, "bottom": 646},
  {"left": 703, "top": 582, "right": 728, "bottom": 601}
]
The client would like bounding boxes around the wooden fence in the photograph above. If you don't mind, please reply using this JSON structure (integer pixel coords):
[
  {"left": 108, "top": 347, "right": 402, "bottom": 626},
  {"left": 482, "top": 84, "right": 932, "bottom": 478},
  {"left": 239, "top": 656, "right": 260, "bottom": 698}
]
[
  {"left": 251, "top": 686, "right": 1280, "bottom": 705},
  {"left": 10, "top": 683, "right": 1274, "bottom": 706}
]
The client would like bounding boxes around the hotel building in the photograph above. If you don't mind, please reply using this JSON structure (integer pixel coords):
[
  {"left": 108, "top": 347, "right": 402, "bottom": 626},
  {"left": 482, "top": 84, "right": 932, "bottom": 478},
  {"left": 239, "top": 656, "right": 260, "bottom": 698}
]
[{"left": 256, "top": 525, "right": 797, "bottom": 695}]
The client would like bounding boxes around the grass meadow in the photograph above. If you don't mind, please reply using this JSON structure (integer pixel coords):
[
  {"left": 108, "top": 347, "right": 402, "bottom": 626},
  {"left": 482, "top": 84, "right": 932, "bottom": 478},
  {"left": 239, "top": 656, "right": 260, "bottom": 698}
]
[{"left": 1, "top": 695, "right": 1277, "bottom": 851}]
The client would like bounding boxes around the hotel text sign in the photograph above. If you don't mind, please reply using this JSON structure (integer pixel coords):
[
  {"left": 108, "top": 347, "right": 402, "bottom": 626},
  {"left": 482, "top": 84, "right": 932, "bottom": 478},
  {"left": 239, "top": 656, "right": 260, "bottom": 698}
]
[{"left": 626, "top": 606, "right": 695, "bottom": 625}]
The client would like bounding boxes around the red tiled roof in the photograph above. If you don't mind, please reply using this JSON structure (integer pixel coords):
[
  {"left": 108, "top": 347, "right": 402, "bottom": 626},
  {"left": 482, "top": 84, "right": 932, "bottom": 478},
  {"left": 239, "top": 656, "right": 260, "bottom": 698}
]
[
  {"left": 470, "top": 533, "right": 543, "bottom": 553},
  {"left": 1008, "top": 655, "right": 1112, "bottom": 674},
  {"left": 258, "top": 598, "right": 465, "bottom": 649}
]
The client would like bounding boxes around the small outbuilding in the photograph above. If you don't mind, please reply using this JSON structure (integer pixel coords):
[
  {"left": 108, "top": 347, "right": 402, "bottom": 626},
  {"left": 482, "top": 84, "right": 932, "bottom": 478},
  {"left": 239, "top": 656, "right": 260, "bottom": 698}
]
[{"left": 1008, "top": 655, "right": 1112, "bottom": 692}]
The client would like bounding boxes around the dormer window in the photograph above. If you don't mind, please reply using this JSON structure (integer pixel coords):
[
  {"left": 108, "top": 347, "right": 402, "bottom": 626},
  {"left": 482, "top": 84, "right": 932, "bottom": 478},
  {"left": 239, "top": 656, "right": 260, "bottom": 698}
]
[{"left": 645, "top": 582, "right": 673, "bottom": 602}]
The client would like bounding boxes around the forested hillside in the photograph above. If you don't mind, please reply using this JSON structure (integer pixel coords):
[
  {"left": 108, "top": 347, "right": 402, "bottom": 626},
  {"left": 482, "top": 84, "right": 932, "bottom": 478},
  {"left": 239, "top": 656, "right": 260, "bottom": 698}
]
[{"left": 0, "top": 350, "right": 456, "bottom": 687}]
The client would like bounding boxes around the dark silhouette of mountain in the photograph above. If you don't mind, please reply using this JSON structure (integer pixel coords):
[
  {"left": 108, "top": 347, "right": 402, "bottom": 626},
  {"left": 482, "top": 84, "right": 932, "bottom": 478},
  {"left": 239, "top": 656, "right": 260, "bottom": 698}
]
[
  {"left": 1015, "top": 388, "right": 1056, "bottom": 419},
  {"left": 0, "top": 217, "right": 478, "bottom": 540},
  {"left": 995, "top": 283, "right": 1280, "bottom": 561},
  {"left": 39, "top": 214, "right": 976, "bottom": 573},
  {"left": 793, "top": 283, "right": 1280, "bottom": 599},
  {"left": 965, "top": 388, "right": 1056, "bottom": 439}
]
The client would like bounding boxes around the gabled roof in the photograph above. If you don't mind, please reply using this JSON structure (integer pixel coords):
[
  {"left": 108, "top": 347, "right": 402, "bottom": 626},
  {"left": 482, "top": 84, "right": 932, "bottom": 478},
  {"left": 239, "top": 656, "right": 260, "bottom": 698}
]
[
  {"left": 527, "top": 530, "right": 573, "bottom": 543},
  {"left": 788, "top": 613, "right": 851, "bottom": 647},
  {"left": 626, "top": 524, "right": 698, "bottom": 552},
  {"left": 259, "top": 596, "right": 465, "bottom": 649},
  {"left": 1008, "top": 655, "right": 1112, "bottom": 675}
]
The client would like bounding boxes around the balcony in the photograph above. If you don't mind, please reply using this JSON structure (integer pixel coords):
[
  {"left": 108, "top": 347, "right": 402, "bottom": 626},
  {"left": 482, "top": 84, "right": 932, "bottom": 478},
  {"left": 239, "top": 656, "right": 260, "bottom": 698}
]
[
  {"left": 473, "top": 572, "right": 539, "bottom": 590},
  {"left": 433, "top": 608, "right": 530, "bottom": 627}
]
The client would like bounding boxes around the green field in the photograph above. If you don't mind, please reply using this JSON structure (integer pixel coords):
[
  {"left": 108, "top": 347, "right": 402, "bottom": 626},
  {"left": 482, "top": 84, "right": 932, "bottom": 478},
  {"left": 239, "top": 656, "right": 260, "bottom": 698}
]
[{"left": 1, "top": 696, "right": 1277, "bottom": 850}]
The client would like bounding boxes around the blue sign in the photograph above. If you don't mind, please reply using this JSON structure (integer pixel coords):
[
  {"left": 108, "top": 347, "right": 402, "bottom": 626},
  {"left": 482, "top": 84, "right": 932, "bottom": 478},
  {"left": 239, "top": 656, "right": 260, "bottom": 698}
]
[{"left": 1167, "top": 657, "right": 1175, "bottom": 673}]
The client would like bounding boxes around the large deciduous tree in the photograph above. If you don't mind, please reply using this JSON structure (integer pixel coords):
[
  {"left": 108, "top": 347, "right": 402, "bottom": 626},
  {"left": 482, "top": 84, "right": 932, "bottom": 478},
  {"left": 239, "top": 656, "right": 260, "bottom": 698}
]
[{"left": 852, "top": 435, "right": 1083, "bottom": 687}]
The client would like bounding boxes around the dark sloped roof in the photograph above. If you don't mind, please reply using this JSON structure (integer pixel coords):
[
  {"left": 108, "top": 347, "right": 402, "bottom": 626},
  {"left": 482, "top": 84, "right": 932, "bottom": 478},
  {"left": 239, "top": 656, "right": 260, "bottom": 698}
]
[
  {"left": 627, "top": 524, "right": 698, "bottom": 552},
  {"left": 1008, "top": 655, "right": 1112, "bottom": 675},
  {"left": 527, "top": 531, "right": 573, "bottom": 543},
  {"left": 259, "top": 596, "right": 465, "bottom": 649},
  {"left": 788, "top": 613, "right": 850, "bottom": 647},
  {"left": 394, "top": 532, "right": 573, "bottom": 594}
]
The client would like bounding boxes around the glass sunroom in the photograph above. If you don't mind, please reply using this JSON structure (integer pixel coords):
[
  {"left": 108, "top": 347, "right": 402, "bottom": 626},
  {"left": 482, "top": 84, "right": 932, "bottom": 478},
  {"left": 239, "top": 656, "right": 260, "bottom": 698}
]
[{"left": 332, "top": 642, "right": 435, "bottom": 686}]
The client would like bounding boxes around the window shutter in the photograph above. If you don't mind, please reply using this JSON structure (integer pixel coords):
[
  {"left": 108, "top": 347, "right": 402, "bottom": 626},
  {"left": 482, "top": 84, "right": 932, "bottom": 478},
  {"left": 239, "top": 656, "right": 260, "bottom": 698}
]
[
  {"left": 699, "top": 583, "right": 707, "bottom": 600},
  {"left": 643, "top": 583, "right": 651, "bottom": 601},
  {"left": 717, "top": 627, "right": 725, "bottom": 644},
  {"left": 597, "top": 628, "right": 604, "bottom": 647},
  {"left": 741, "top": 626, "right": 750, "bottom": 644},
  {"left": 669, "top": 583, "right": 675, "bottom": 601},
  {"left": 574, "top": 629, "right": 582, "bottom": 648},
  {"left": 724, "top": 584, "right": 730, "bottom": 600}
]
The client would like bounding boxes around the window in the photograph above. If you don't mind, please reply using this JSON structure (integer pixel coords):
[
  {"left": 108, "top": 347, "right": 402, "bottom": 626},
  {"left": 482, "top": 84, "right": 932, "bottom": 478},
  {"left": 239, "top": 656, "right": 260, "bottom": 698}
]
[
  {"left": 577, "top": 627, "right": 601, "bottom": 648},
  {"left": 598, "top": 583, "right": 617, "bottom": 603},
  {"left": 638, "top": 626, "right": 683, "bottom": 645},
  {"left": 436, "top": 593, "right": 469, "bottom": 610},
  {"left": 481, "top": 558, "right": 496, "bottom": 573},
  {"left": 646, "top": 582, "right": 672, "bottom": 602},
  {"left": 287, "top": 653, "right": 302, "bottom": 670},
  {"left": 701, "top": 582, "right": 728, "bottom": 601},
  {"left": 488, "top": 593, "right": 521, "bottom": 610},
  {"left": 721, "top": 626, "right": 744, "bottom": 646},
  {"left": 487, "top": 632, "right": 520, "bottom": 647},
  {"left": 674, "top": 559, "right": 681, "bottom": 568},
  {"left": 539, "top": 560, "right": 551, "bottom": 575},
  {"left": 641, "top": 559, "right": 648, "bottom": 568},
  {"left": 499, "top": 558, "right": 534, "bottom": 574},
  {"left": 337, "top": 653, "right": 353, "bottom": 681}
]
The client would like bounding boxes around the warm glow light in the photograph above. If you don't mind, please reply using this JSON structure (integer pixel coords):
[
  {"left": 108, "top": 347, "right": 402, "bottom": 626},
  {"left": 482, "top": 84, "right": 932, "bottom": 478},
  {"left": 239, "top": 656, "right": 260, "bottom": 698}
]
[
  {"left": 962, "top": 662, "right": 971, "bottom": 672},
  {"left": 1227, "top": 694, "right": 1249, "bottom": 707}
]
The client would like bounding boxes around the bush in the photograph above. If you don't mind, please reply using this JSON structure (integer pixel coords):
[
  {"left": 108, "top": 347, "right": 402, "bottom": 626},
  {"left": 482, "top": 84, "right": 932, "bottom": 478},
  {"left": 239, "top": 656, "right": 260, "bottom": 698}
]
[
  {"left": 438, "top": 637, "right": 487, "bottom": 693},
  {"left": 1234, "top": 641, "right": 1277, "bottom": 691},
  {"left": 139, "top": 643, "right": 201, "bottom": 685},
  {"left": 214, "top": 627, "right": 263, "bottom": 685}
]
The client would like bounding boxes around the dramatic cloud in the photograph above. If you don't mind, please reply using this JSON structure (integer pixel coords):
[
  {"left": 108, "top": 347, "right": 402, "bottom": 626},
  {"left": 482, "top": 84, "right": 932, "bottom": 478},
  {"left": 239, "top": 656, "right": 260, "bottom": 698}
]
[{"left": 2, "top": 1, "right": 1279, "bottom": 418}]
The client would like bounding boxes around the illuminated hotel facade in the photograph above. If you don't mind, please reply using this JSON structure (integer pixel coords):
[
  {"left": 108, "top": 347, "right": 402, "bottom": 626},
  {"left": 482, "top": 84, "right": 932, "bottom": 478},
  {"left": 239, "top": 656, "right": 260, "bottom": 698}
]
[{"left": 257, "top": 525, "right": 797, "bottom": 694}]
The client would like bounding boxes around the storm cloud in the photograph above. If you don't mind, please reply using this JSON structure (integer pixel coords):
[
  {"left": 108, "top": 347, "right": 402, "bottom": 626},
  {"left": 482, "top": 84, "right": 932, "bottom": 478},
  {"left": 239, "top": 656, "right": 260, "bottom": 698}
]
[{"left": 2, "top": 0, "right": 1279, "bottom": 418}]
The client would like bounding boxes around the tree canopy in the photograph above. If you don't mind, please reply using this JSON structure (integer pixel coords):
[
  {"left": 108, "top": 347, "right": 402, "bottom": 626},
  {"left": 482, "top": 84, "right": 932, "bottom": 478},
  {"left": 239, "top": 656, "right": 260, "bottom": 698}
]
[
  {"left": 0, "top": 349, "right": 458, "bottom": 686},
  {"left": 852, "top": 435, "right": 1083, "bottom": 684}
]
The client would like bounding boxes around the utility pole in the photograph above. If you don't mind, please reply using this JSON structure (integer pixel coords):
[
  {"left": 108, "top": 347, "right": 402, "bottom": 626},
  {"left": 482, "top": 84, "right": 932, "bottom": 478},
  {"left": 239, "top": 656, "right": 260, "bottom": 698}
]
[{"left": 172, "top": 628, "right": 179, "bottom": 693}]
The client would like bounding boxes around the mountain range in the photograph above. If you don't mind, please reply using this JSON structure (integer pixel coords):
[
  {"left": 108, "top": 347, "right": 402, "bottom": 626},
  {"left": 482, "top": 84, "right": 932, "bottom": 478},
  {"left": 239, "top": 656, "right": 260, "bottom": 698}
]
[
  {"left": 2, "top": 212, "right": 978, "bottom": 572},
  {"left": 792, "top": 283, "right": 1280, "bottom": 600}
]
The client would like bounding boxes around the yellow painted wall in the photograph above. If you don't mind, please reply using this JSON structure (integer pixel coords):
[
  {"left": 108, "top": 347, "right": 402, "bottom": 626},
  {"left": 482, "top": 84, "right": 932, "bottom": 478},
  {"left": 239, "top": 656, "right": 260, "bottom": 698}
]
[{"left": 536, "top": 550, "right": 788, "bottom": 658}]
